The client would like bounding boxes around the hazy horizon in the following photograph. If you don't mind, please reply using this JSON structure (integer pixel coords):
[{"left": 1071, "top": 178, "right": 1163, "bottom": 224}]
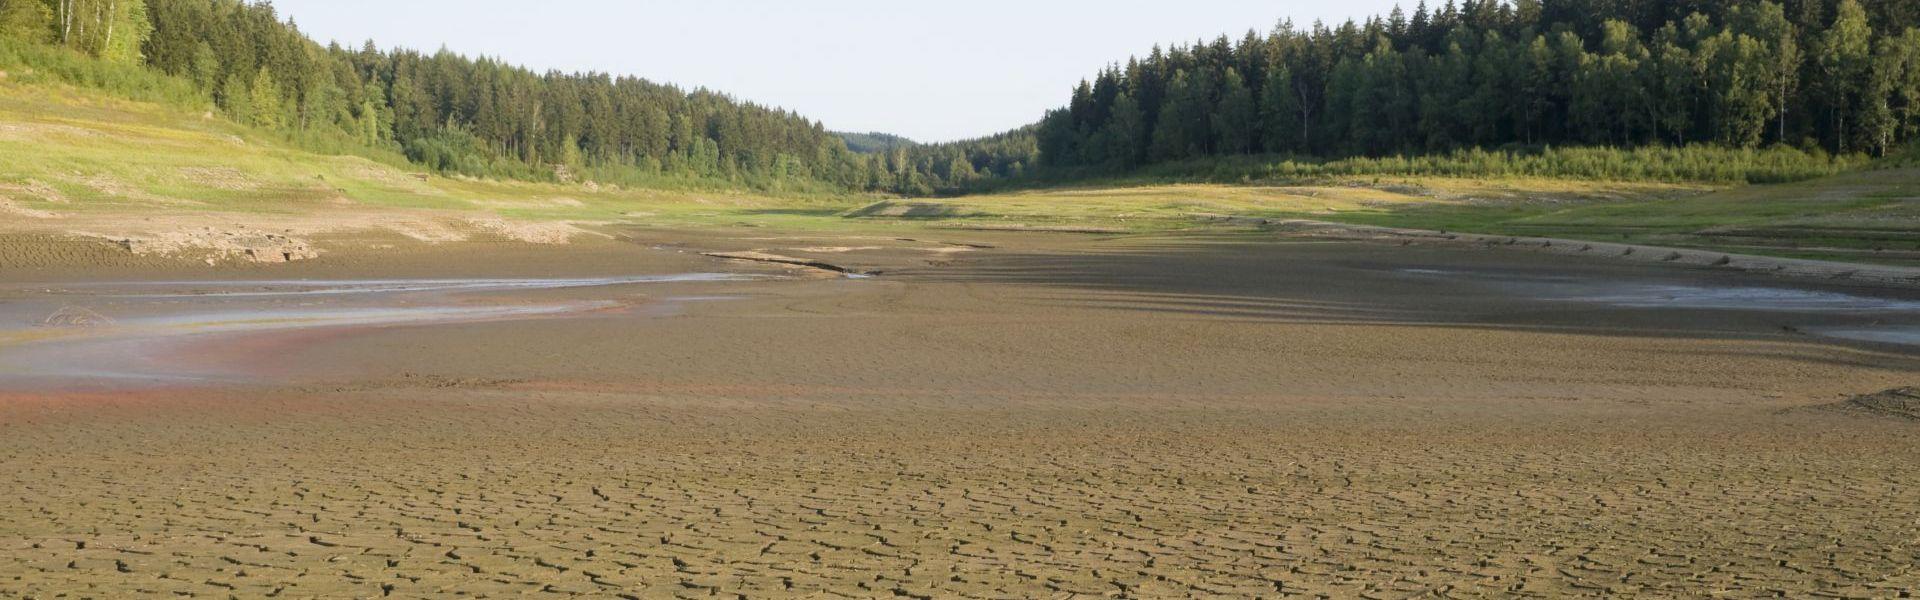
[{"left": 270, "top": 0, "right": 1403, "bottom": 143}]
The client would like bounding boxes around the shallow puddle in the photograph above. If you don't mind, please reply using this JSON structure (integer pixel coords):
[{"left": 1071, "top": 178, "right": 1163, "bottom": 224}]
[
  {"left": 1806, "top": 326, "right": 1920, "bottom": 347},
  {"left": 1567, "top": 284, "right": 1920, "bottom": 312},
  {"left": 0, "top": 275, "right": 752, "bottom": 387},
  {"left": 1394, "top": 266, "right": 1920, "bottom": 347}
]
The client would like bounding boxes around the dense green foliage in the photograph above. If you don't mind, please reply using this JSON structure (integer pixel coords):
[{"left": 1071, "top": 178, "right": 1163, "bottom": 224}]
[
  {"left": 984, "top": 145, "right": 1866, "bottom": 192},
  {"left": 1030, "top": 0, "right": 1919, "bottom": 177},
  {"left": 0, "top": 0, "right": 944, "bottom": 193},
  {"left": 836, "top": 131, "right": 915, "bottom": 154},
  {"left": 0, "top": 0, "right": 1912, "bottom": 196},
  {"left": 0, "top": 31, "right": 200, "bottom": 105}
]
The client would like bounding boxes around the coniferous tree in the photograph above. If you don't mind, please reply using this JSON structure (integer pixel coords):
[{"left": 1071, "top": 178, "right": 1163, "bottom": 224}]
[
  {"left": 1259, "top": 64, "right": 1302, "bottom": 153},
  {"left": 1152, "top": 70, "right": 1206, "bottom": 160},
  {"left": 8, "top": 0, "right": 1919, "bottom": 191},
  {"left": 1419, "top": 38, "right": 1472, "bottom": 150},
  {"left": 1466, "top": 31, "right": 1517, "bottom": 144},
  {"left": 1212, "top": 68, "right": 1257, "bottom": 154}
]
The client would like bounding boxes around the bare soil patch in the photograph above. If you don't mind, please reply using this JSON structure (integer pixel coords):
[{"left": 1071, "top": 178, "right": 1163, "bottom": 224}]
[
  {"left": 2, "top": 228, "right": 1917, "bottom": 598},
  {"left": 1818, "top": 387, "right": 1920, "bottom": 420}
]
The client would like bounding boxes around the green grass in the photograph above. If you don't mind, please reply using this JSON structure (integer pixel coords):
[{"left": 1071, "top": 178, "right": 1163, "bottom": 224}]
[
  {"left": 854, "top": 169, "right": 1920, "bottom": 264},
  {"left": 3, "top": 64, "right": 1915, "bottom": 267},
  {"left": 0, "top": 78, "right": 892, "bottom": 231},
  {"left": 961, "top": 146, "right": 1870, "bottom": 197}
]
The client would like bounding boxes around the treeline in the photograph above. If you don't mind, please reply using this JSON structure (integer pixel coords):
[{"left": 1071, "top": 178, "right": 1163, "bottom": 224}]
[
  {"left": 0, "top": 0, "right": 961, "bottom": 193},
  {"left": 836, "top": 131, "right": 915, "bottom": 154},
  {"left": 1030, "top": 0, "right": 1920, "bottom": 174},
  {"left": 2, "top": 0, "right": 1913, "bottom": 196}
]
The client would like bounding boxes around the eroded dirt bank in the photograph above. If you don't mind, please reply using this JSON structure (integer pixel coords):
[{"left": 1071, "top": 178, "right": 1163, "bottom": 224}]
[{"left": 2, "top": 229, "right": 1917, "bottom": 598}]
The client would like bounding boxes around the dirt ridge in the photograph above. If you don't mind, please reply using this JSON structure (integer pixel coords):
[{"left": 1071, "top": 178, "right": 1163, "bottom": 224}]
[{"left": 1237, "top": 217, "right": 1920, "bottom": 288}]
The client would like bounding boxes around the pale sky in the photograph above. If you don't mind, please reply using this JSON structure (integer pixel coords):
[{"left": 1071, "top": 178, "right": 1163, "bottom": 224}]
[{"left": 272, "top": 0, "right": 1403, "bottom": 142}]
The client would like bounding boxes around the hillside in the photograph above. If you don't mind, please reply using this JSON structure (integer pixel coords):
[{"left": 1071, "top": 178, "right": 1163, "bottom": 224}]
[
  {"left": 835, "top": 131, "right": 916, "bottom": 154},
  {"left": 7, "top": 70, "right": 1920, "bottom": 270},
  {"left": 0, "top": 78, "right": 876, "bottom": 267},
  {"left": 0, "top": 0, "right": 1917, "bottom": 270}
]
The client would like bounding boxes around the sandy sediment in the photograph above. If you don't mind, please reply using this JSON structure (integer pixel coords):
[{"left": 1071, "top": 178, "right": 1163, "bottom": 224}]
[
  {"left": 699, "top": 250, "right": 874, "bottom": 275},
  {"left": 1236, "top": 217, "right": 1920, "bottom": 287},
  {"left": 1, "top": 227, "right": 1917, "bottom": 598}
]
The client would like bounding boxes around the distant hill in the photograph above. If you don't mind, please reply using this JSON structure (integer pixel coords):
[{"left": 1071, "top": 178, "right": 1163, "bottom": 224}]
[{"left": 836, "top": 132, "right": 917, "bottom": 154}]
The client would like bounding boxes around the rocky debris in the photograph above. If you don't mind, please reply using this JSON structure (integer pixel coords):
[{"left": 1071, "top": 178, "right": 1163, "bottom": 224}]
[
  {"left": 98, "top": 230, "right": 319, "bottom": 264},
  {"left": 701, "top": 251, "right": 875, "bottom": 276},
  {"left": 40, "top": 306, "right": 116, "bottom": 328},
  {"left": 465, "top": 218, "right": 581, "bottom": 244},
  {"left": 934, "top": 223, "right": 1126, "bottom": 234},
  {"left": 176, "top": 167, "right": 262, "bottom": 191},
  {"left": 1822, "top": 388, "right": 1920, "bottom": 421}
]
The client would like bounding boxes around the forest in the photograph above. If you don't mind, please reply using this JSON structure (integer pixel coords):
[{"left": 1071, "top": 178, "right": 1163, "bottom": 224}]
[
  {"left": 1, "top": 0, "right": 1918, "bottom": 194},
  {"left": 0, "top": 0, "right": 956, "bottom": 193},
  {"left": 1031, "top": 0, "right": 1920, "bottom": 173}
]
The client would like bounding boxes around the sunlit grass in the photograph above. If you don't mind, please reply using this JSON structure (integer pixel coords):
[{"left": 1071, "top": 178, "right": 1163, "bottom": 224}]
[{"left": 3, "top": 74, "right": 1915, "bottom": 265}]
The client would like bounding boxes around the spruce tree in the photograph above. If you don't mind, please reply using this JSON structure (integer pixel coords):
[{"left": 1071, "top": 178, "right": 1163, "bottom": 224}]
[
  {"left": 1259, "top": 65, "right": 1302, "bottom": 153},
  {"left": 1212, "top": 68, "right": 1257, "bottom": 154}
]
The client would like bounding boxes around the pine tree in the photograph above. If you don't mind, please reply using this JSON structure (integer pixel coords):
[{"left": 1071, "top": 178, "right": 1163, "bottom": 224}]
[
  {"left": 1212, "top": 68, "right": 1257, "bottom": 154},
  {"left": 1152, "top": 70, "right": 1204, "bottom": 161},
  {"left": 1259, "top": 64, "right": 1302, "bottom": 153},
  {"left": 1419, "top": 41, "right": 1473, "bottom": 149},
  {"left": 1467, "top": 31, "right": 1517, "bottom": 145},
  {"left": 188, "top": 41, "right": 220, "bottom": 91}
]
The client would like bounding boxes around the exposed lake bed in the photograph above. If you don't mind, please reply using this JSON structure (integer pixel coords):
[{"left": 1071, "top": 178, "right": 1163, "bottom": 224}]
[{"left": 2, "top": 230, "right": 1916, "bottom": 598}]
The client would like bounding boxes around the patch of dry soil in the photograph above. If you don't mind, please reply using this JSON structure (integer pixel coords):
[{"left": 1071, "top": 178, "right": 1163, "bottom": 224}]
[
  {"left": 1, "top": 230, "right": 1917, "bottom": 598},
  {"left": 1823, "top": 387, "right": 1920, "bottom": 420}
]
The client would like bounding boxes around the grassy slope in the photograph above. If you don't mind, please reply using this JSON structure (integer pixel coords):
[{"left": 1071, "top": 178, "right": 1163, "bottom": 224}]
[
  {"left": 0, "top": 81, "right": 872, "bottom": 234},
  {"left": 3, "top": 74, "right": 1916, "bottom": 266},
  {"left": 1285, "top": 169, "right": 1920, "bottom": 264},
  {"left": 916, "top": 172, "right": 1920, "bottom": 264}
]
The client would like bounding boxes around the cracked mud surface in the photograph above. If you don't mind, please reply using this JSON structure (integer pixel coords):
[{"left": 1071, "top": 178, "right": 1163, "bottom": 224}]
[{"left": 3, "top": 231, "right": 1918, "bottom": 598}]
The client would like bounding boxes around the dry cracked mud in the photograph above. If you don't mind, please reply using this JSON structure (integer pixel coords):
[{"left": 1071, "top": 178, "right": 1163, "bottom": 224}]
[{"left": 2, "top": 230, "right": 1918, "bottom": 599}]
